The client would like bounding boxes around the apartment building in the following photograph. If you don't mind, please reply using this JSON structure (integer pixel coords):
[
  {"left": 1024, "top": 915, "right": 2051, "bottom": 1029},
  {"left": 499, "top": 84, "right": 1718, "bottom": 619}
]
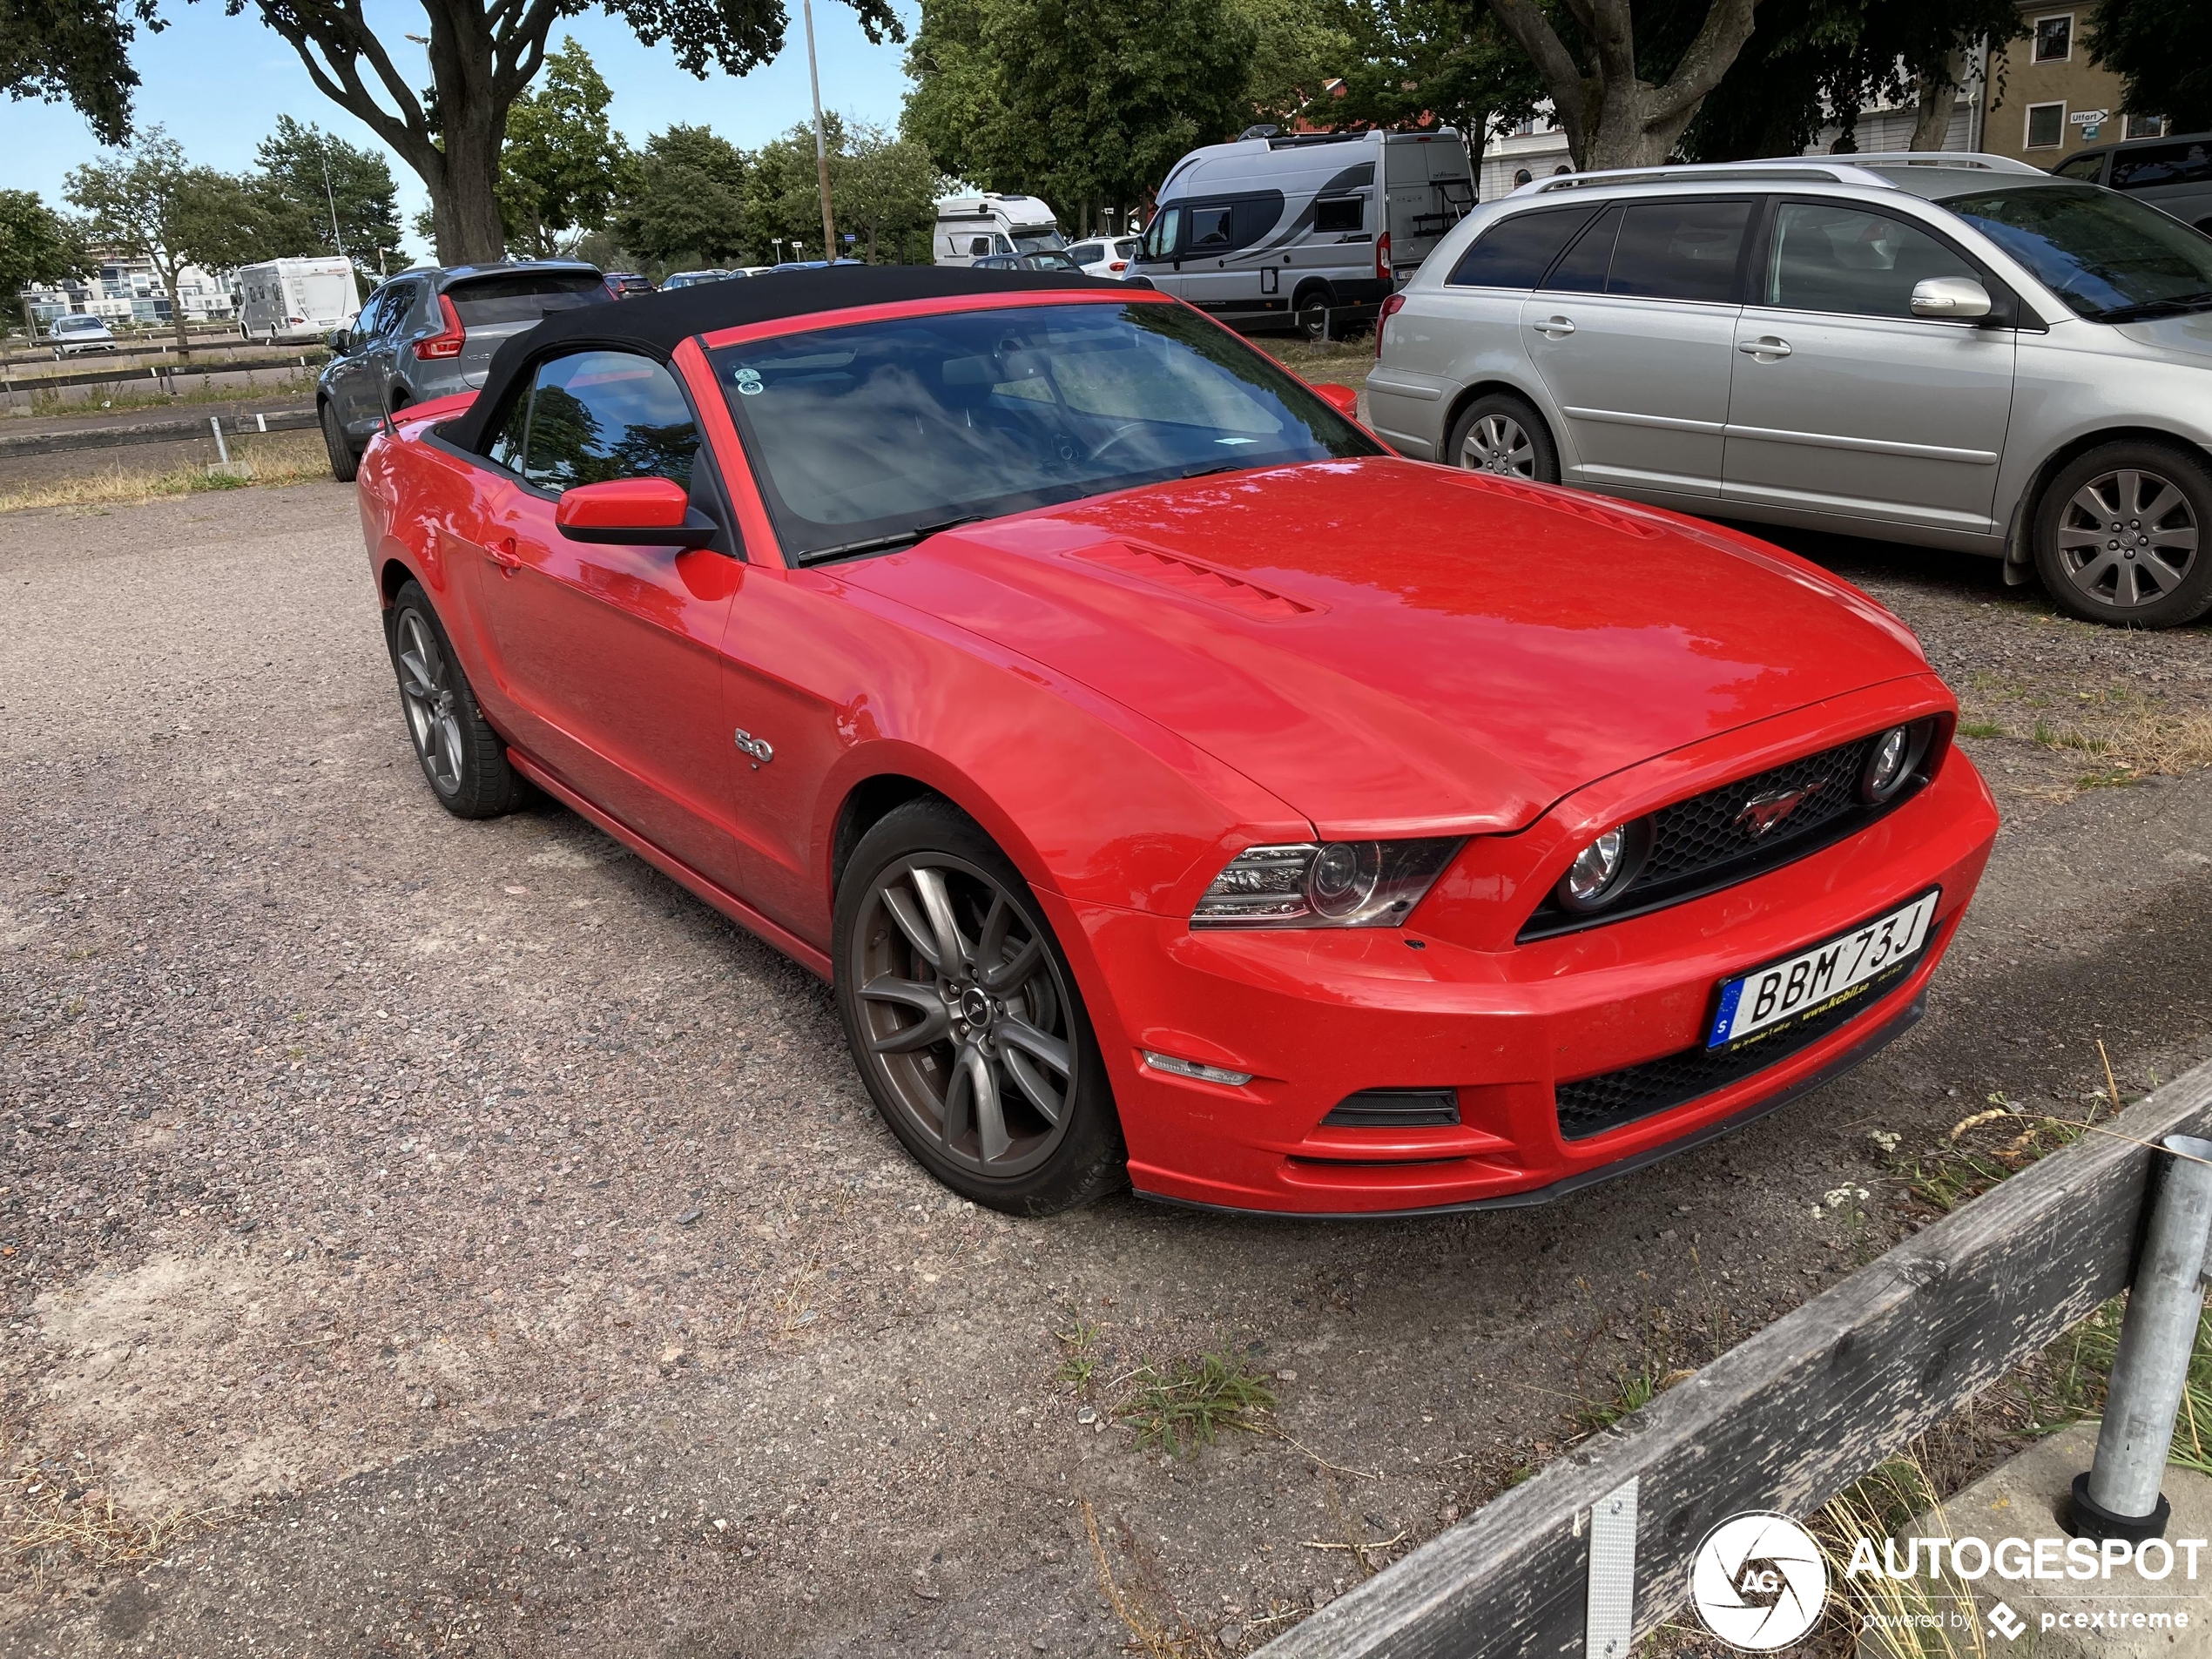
[{"left": 1982, "top": 2, "right": 2166, "bottom": 167}]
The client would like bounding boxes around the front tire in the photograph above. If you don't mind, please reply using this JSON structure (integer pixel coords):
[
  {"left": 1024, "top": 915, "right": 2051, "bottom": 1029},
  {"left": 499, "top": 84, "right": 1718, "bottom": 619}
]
[
  {"left": 1447, "top": 391, "right": 1560, "bottom": 483},
  {"left": 320, "top": 401, "right": 360, "bottom": 483},
  {"left": 1295, "top": 284, "right": 1335, "bottom": 343},
  {"left": 2032, "top": 441, "right": 2212, "bottom": 627},
  {"left": 833, "top": 799, "right": 1124, "bottom": 1216},
  {"left": 385, "top": 581, "right": 523, "bottom": 819}
]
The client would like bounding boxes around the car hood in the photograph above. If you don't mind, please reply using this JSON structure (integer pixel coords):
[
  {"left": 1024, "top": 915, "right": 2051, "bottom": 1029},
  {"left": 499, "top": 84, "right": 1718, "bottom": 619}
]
[
  {"left": 2110, "top": 308, "right": 2212, "bottom": 361},
  {"left": 835, "top": 458, "right": 1931, "bottom": 836}
]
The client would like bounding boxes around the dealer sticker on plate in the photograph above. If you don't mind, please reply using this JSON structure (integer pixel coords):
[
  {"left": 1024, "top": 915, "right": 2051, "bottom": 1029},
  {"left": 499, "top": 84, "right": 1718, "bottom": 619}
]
[{"left": 1706, "top": 888, "right": 1940, "bottom": 1050}]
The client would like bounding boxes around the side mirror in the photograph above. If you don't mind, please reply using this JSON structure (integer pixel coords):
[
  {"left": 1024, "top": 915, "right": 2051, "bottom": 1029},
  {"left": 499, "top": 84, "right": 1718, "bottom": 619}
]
[
  {"left": 555, "top": 476, "right": 716, "bottom": 547},
  {"left": 327, "top": 327, "right": 353, "bottom": 354},
  {"left": 1910, "top": 277, "right": 1993, "bottom": 320},
  {"left": 1312, "top": 381, "right": 1361, "bottom": 418}
]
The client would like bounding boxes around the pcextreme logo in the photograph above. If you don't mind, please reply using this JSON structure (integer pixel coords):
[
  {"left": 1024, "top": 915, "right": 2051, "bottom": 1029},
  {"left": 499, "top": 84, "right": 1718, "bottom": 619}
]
[{"left": 1689, "top": 1513, "right": 1829, "bottom": 1650}]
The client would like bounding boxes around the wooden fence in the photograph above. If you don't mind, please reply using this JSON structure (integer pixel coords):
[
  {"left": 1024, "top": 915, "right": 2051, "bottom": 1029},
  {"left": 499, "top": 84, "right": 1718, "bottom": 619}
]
[{"left": 1259, "top": 1058, "right": 2212, "bottom": 1657}]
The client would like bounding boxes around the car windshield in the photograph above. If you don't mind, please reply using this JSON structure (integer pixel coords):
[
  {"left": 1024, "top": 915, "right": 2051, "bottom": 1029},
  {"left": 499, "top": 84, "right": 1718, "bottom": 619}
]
[
  {"left": 1012, "top": 231, "right": 1066, "bottom": 253},
  {"left": 710, "top": 300, "right": 1380, "bottom": 563},
  {"left": 1939, "top": 183, "right": 2212, "bottom": 321}
]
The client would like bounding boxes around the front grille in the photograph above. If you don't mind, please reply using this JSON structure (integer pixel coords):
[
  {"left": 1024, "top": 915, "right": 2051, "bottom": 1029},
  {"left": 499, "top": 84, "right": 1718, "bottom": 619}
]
[
  {"left": 1554, "top": 954, "right": 1919, "bottom": 1140},
  {"left": 1320, "top": 1088, "right": 1461, "bottom": 1129},
  {"left": 1521, "top": 732, "right": 1925, "bottom": 941}
]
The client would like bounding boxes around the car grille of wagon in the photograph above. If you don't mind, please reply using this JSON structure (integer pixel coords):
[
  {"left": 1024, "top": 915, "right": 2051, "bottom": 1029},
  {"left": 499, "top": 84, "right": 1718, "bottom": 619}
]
[{"left": 1517, "top": 731, "right": 1920, "bottom": 942}]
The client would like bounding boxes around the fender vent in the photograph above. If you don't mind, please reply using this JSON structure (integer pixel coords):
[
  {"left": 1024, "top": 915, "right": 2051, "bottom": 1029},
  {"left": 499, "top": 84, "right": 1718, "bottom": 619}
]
[
  {"left": 1320, "top": 1088, "right": 1460, "bottom": 1128},
  {"left": 1073, "top": 543, "right": 1320, "bottom": 621},
  {"left": 1455, "top": 474, "right": 1664, "bottom": 539}
]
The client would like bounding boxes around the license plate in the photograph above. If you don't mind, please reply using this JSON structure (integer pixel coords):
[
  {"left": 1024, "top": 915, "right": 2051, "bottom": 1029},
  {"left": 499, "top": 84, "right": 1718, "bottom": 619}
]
[{"left": 1706, "top": 889, "right": 1940, "bottom": 1050}]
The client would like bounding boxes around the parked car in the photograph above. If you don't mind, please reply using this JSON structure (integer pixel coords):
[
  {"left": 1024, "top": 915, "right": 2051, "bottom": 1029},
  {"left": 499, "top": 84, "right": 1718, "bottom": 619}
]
[
  {"left": 237, "top": 257, "right": 361, "bottom": 343},
  {"left": 1130, "top": 127, "right": 1476, "bottom": 339},
  {"left": 2054, "top": 131, "right": 2212, "bottom": 233},
  {"left": 317, "top": 261, "right": 610, "bottom": 483},
  {"left": 352, "top": 265, "right": 1996, "bottom": 1217},
  {"left": 1067, "top": 235, "right": 1143, "bottom": 278},
  {"left": 47, "top": 314, "right": 118, "bottom": 356},
  {"left": 662, "top": 269, "right": 746, "bottom": 288},
  {"left": 972, "top": 250, "right": 1085, "bottom": 273},
  {"left": 1367, "top": 152, "right": 2212, "bottom": 628},
  {"left": 604, "top": 272, "right": 657, "bottom": 299}
]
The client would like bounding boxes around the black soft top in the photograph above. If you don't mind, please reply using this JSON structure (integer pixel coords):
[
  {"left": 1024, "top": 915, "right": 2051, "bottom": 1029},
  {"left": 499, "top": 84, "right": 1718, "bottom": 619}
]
[{"left": 442, "top": 264, "right": 1121, "bottom": 455}]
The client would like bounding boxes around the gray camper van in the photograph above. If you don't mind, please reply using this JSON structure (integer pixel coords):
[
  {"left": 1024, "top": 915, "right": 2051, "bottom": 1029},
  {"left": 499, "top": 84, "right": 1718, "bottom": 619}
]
[{"left": 1130, "top": 128, "right": 1475, "bottom": 336}]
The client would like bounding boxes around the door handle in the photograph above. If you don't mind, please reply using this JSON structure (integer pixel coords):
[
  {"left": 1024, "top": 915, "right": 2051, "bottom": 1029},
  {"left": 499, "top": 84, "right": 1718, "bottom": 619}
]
[
  {"left": 1534, "top": 315, "right": 1575, "bottom": 338},
  {"left": 1738, "top": 336, "right": 1792, "bottom": 359},
  {"left": 487, "top": 536, "right": 522, "bottom": 574}
]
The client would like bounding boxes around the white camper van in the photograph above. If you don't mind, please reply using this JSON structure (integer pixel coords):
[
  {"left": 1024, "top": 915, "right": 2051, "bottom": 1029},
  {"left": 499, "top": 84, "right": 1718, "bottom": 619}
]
[
  {"left": 236, "top": 257, "right": 361, "bottom": 344},
  {"left": 932, "top": 194, "right": 1067, "bottom": 267},
  {"left": 1129, "top": 129, "right": 1475, "bottom": 336}
]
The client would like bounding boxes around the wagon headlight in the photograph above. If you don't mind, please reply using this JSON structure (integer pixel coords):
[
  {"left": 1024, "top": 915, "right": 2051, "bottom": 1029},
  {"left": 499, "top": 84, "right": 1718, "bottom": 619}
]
[
  {"left": 1554, "top": 819, "right": 1654, "bottom": 914},
  {"left": 1192, "top": 839, "right": 1462, "bottom": 928}
]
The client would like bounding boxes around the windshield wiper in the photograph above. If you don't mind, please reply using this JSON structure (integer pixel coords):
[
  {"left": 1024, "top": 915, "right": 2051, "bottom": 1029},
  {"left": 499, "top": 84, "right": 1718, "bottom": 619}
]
[
  {"left": 801, "top": 514, "right": 990, "bottom": 564},
  {"left": 1177, "top": 462, "right": 1249, "bottom": 481},
  {"left": 2097, "top": 291, "right": 2212, "bottom": 322}
]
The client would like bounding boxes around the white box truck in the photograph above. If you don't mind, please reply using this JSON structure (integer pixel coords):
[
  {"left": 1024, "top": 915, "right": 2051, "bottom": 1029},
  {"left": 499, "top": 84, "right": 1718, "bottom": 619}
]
[
  {"left": 932, "top": 195, "right": 1067, "bottom": 266},
  {"left": 236, "top": 257, "right": 361, "bottom": 344},
  {"left": 1129, "top": 129, "right": 1476, "bottom": 337}
]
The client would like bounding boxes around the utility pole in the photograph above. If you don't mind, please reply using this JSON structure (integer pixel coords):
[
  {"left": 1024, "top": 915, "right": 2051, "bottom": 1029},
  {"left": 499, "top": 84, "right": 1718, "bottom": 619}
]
[
  {"left": 802, "top": 0, "right": 838, "bottom": 261},
  {"left": 319, "top": 140, "right": 348, "bottom": 265}
]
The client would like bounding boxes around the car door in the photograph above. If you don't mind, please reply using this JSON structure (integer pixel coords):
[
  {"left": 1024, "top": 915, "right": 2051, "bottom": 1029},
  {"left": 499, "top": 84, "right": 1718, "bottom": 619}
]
[
  {"left": 327, "top": 287, "right": 394, "bottom": 441},
  {"left": 470, "top": 347, "right": 745, "bottom": 888},
  {"left": 1518, "top": 196, "right": 1754, "bottom": 498},
  {"left": 1721, "top": 198, "right": 2018, "bottom": 537},
  {"left": 1134, "top": 205, "right": 1185, "bottom": 299}
]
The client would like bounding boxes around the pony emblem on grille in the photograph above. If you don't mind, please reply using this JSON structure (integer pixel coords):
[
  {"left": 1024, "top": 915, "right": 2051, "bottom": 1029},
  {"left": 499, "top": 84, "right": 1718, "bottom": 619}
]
[{"left": 1734, "top": 782, "right": 1823, "bottom": 839}]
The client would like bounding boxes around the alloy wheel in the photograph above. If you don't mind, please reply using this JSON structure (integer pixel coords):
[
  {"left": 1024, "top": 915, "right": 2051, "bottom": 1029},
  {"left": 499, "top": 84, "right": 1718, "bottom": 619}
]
[
  {"left": 393, "top": 610, "right": 467, "bottom": 795},
  {"left": 850, "top": 853, "right": 1077, "bottom": 1181},
  {"left": 2053, "top": 467, "right": 2200, "bottom": 610},
  {"left": 1461, "top": 413, "right": 1536, "bottom": 477}
]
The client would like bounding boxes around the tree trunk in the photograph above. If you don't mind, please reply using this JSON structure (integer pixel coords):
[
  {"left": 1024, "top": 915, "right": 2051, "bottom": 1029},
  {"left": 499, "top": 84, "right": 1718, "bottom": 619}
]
[
  {"left": 431, "top": 107, "right": 508, "bottom": 265},
  {"left": 163, "top": 261, "right": 190, "bottom": 358},
  {"left": 1911, "top": 66, "right": 1958, "bottom": 152}
]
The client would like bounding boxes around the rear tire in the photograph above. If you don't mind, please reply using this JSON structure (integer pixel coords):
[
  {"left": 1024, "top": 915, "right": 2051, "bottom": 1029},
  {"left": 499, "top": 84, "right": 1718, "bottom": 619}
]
[
  {"left": 1447, "top": 391, "right": 1560, "bottom": 484},
  {"left": 833, "top": 799, "right": 1125, "bottom": 1216},
  {"left": 2032, "top": 440, "right": 2212, "bottom": 628},
  {"left": 385, "top": 581, "right": 523, "bottom": 819},
  {"left": 320, "top": 401, "right": 359, "bottom": 483}
]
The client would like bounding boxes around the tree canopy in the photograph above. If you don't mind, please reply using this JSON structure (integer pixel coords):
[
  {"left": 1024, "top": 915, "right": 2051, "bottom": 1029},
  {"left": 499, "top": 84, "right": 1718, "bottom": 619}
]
[
  {"left": 2090, "top": 0, "right": 2212, "bottom": 132},
  {"left": 254, "top": 114, "right": 406, "bottom": 273},
  {"left": 612, "top": 124, "right": 753, "bottom": 270},
  {"left": 1326, "top": 0, "right": 1547, "bottom": 176},
  {"left": 0, "top": 188, "right": 91, "bottom": 312},
  {"left": 498, "top": 37, "right": 626, "bottom": 259}
]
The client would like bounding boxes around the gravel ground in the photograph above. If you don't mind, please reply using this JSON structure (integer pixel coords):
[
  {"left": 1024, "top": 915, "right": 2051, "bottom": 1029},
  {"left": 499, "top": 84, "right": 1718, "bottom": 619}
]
[{"left": 3, "top": 484, "right": 2210, "bottom": 1659}]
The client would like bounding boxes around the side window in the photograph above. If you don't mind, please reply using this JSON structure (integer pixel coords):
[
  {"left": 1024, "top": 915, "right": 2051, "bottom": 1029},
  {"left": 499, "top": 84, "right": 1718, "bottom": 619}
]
[
  {"left": 968, "top": 236, "right": 992, "bottom": 257},
  {"left": 521, "top": 350, "right": 701, "bottom": 493},
  {"left": 1189, "top": 205, "right": 1234, "bottom": 249},
  {"left": 2054, "top": 152, "right": 2107, "bottom": 181},
  {"left": 1449, "top": 206, "right": 1595, "bottom": 288},
  {"left": 487, "top": 389, "right": 532, "bottom": 473},
  {"left": 375, "top": 285, "right": 421, "bottom": 340},
  {"left": 1604, "top": 199, "right": 1750, "bottom": 302},
  {"left": 2112, "top": 141, "right": 2212, "bottom": 189},
  {"left": 1068, "top": 242, "right": 1102, "bottom": 264},
  {"left": 1760, "top": 202, "right": 1979, "bottom": 319},
  {"left": 1314, "top": 196, "right": 1364, "bottom": 233},
  {"left": 1541, "top": 205, "right": 1622, "bottom": 293}
]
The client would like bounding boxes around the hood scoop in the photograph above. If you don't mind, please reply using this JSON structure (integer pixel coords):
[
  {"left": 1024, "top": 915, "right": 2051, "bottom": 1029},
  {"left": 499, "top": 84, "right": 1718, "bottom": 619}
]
[
  {"left": 1068, "top": 541, "right": 1323, "bottom": 623},
  {"left": 1453, "top": 474, "right": 1665, "bottom": 539}
]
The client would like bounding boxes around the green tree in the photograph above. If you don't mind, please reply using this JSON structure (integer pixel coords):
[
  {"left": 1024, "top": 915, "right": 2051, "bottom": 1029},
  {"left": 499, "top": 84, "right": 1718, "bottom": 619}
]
[
  {"left": 0, "top": 189, "right": 91, "bottom": 324},
  {"left": 4, "top": 0, "right": 899, "bottom": 267},
  {"left": 254, "top": 114, "right": 406, "bottom": 278},
  {"left": 65, "top": 128, "right": 290, "bottom": 354},
  {"left": 837, "top": 124, "right": 944, "bottom": 262},
  {"left": 2089, "top": 0, "right": 2212, "bottom": 132},
  {"left": 748, "top": 115, "right": 850, "bottom": 261},
  {"left": 499, "top": 37, "right": 627, "bottom": 259},
  {"left": 1326, "top": 0, "right": 1547, "bottom": 185},
  {"left": 905, "top": 0, "right": 1257, "bottom": 233},
  {"left": 1230, "top": 0, "right": 1353, "bottom": 127},
  {"left": 614, "top": 125, "right": 752, "bottom": 271}
]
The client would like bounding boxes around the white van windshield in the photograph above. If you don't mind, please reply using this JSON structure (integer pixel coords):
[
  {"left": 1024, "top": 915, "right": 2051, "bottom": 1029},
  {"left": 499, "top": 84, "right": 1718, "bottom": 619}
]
[{"left": 1012, "top": 230, "right": 1066, "bottom": 253}]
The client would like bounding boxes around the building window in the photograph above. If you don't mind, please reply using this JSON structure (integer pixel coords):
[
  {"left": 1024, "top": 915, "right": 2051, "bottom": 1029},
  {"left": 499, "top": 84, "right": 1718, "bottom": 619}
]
[
  {"left": 2124, "top": 113, "right": 2168, "bottom": 139},
  {"left": 2026, "top": 102, "right": 2066, "bottom": 148},
  {"left": 2033, "top": 14, "right": 2073, "bottom": 61}
]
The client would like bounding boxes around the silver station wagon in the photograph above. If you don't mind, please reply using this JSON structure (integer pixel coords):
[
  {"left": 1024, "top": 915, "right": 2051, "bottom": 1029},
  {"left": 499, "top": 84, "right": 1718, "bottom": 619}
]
[{"left": 1367, "top": 152, "right": 2212, "bottom": 627}]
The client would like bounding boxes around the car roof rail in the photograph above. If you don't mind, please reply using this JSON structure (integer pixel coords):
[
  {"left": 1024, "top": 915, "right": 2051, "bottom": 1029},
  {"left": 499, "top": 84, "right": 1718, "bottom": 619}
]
[
  {"left": 1519, "top": 151, "right": 2046, "bottom": 197},
  {"left": 1843, "top": 151, "right": 2047, "bottom": 173}
]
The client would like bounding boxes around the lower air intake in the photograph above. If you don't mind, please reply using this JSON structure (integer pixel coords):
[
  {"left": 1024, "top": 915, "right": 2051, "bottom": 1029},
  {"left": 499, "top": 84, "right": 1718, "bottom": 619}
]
[{"left": 1321, "top": 1089, "right": 1461, "bottom": 1129}]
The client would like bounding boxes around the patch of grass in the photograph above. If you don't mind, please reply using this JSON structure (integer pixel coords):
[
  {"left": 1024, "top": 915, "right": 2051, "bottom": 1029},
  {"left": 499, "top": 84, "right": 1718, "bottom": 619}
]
[
  {"left": 0, "top": 430, "right": 331, "bottom": 513},
  {"left": 1055, "top": 1313, "right": 1103, "bottom": 1399},
  {"left": 1955, "top": 720, "right": 2003, "bottom": 739},
  {"left": 1259, "top": 334, "right": 1373, "bottom": 386},
  {"left": 4, "top": 1433, "right": 226, "bottom": 1588},
  {"left": 1903, "top": 1089, "right": 2105, "bottom": 1214},
  {"left": 1116, "top": 1347, "right": 1277, "bottom": 1457},
  {"left": 7, "top": 370, "right": 319, "bottom": 418}
]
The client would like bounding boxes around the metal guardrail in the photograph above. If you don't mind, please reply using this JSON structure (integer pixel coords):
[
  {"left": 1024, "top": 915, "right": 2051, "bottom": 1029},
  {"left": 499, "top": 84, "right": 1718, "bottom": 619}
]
[
  {"left": 0, "top": 408, "right": 317, "bottom": 459},
  {"left": 1258, "top": 1058, "right": 2212, "bottom": 1658},
  {"left": 0, "top": 351, "right": 326, "bottom": 398}
]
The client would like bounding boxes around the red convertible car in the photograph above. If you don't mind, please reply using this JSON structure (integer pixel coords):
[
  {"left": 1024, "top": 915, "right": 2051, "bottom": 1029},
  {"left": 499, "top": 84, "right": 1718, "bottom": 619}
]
[{"left": 354, "top": 266, "right": 1998, "bottom": 1217}]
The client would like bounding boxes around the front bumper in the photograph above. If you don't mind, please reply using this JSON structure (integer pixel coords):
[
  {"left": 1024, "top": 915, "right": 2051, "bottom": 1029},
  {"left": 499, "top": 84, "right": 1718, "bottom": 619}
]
[{"left": 1054, "top": 745, "right": 1998, "bottom": 1217}]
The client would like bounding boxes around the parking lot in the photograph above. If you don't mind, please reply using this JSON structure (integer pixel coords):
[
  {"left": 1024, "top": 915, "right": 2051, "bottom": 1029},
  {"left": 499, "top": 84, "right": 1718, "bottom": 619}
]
[{"left": 3, "top": 481, "right": 2211, "bottom": 1657}]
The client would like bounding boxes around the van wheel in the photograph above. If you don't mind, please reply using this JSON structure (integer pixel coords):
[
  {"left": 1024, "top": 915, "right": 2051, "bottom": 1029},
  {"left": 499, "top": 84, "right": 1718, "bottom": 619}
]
[
  {"left": 1295, "top": 286, "right": 1335, "bottom": 342},
  {"left": 1447, "top": 392, "right": 1559, "bottom": 484},
  {"left": 320, "top": 401, "right": 360, "bottom": 483},
  {"left": 2032, "top": 440, "right": 2212, "bottom": 627}
]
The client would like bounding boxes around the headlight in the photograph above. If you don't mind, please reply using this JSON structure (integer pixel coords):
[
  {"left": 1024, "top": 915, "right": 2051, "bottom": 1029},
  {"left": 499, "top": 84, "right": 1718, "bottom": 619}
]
[
  {"left": 1192, "top": 838, "right": 1461, "bottom": 928},
  {"left": 1858, "top": 722, "right": 1931, "bottom": 804},
  {"left": 1554, "top": 819, "right": 1653, "bottom": 914}
]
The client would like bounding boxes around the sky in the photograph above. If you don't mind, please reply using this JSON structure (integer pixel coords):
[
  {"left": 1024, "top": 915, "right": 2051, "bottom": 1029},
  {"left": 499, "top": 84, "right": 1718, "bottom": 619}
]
[{"left": 0, "top": 0, "right": 920, "bottom": 262}]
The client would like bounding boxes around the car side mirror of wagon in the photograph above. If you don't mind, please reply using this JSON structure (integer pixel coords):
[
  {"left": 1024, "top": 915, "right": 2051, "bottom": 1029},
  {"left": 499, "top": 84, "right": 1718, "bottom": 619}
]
[
  {"left": 554, "top": 476, "right": 718, "bottom": 548},
  {"left": 1312, "top": 382, "right": 1361, "bottom": 418},
  {"left": 1910, "top": 277, "right": 1993, "bottom": 321}
]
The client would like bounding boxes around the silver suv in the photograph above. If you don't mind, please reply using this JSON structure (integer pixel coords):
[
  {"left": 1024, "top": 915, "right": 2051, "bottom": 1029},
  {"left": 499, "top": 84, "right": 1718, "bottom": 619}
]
[{"left": 1368, "top": 153, "right": 2212, "bottom": 627}]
